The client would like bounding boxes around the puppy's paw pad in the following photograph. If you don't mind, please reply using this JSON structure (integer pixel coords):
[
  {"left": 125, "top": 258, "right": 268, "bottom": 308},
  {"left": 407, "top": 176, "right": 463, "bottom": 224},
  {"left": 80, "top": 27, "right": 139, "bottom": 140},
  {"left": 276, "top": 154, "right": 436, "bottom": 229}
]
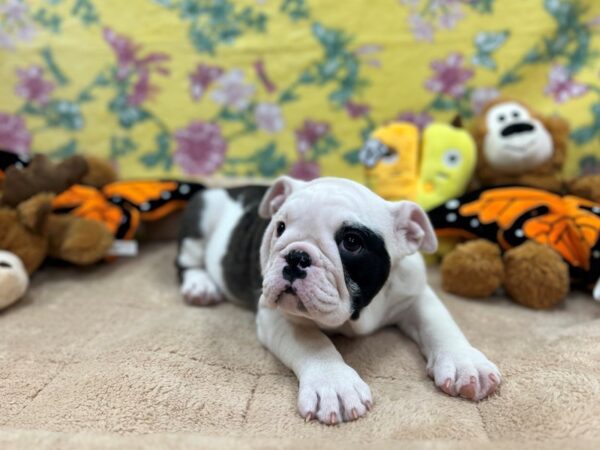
[
  {"left": 428, "top": 347, "right": 501, "bottom": 401},
  {"left": 181, "top": 270, "right": 222, "bottom": 306},
  {"left": 298, "top": 364, "right": 372, "bottom": 424}
]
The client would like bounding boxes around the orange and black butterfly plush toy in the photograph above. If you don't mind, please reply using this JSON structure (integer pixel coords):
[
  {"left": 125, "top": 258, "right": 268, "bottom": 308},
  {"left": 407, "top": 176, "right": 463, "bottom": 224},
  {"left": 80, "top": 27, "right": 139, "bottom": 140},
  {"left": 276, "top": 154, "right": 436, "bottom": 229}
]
[
  {"left": 1, "top": 149, "right": 204, "bottom": 245},
  {"left": 428, "top": 186, "right": 600, "bottom": 309}
]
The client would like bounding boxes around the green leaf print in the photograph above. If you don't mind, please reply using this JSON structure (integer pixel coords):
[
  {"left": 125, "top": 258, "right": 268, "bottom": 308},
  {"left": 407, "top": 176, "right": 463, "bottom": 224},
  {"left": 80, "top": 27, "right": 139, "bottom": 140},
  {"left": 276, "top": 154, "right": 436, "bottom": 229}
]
[
  {"left": 48, "top": 139, "right": 78, "bottom": 159},
  {"left": 139, "top": 132, "right": 172, "bottom": 169},
  {"left": 474, "top": 31, "right": 510, "bottom": 53},
  {"left": 32, "top": 8, "right": 61, "bottom": 33},
  {"left": 44, "top": 100, "right": 84, "bottom": 130},
  {"left": 256, "top": 142, "right": 287, "bottom": 177},
  {"left": 472, "top": 31, "right": 509, "bottom": 71},
  {"left": 72, "top": 0, "right": 100, "bottom": 25},
  {"left": 280, "top": 0, "right": 310, "bottom": 22},
  {"left": 40, "top": 48, "right": 69, "bottom": 86},
  {"left": 109, "top": 96, "right": 150, "bottom": 129},
  {"left": 110, "top": 136, "right": 138, "bottom": 160},
  {"left": 468, "top": 0, "right": 495, "bottom": 14},
  {"left": 162, "top": 0, "right": 269, "bottom": 55},
  {"left": 570, "top": 125, "right": 597, "bottom": 145},
  {"left": 343, "top": 148, "right": 361, "bottom": 165}
]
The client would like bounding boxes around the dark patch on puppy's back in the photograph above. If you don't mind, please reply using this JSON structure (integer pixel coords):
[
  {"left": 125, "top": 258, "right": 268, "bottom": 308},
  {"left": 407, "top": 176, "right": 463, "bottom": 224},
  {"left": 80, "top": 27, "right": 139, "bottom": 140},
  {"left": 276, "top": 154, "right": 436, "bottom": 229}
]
[
  {"left": 222, "top": 185, "right": 270, "bottom": 309},
  {"left": 226, "top": 185, "right": 270, "bottom": 208},
  {"left": 335, "top": 223, "right": 390, "bottom": 320}
]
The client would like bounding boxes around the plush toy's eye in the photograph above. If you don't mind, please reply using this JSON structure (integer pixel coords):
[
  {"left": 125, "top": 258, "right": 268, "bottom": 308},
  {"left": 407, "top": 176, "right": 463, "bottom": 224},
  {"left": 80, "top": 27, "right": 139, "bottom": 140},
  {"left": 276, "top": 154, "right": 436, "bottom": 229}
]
[
  {"left": 443, "top": 149, "right": 462, "bottom": 168},
  {"left": 512, "top": 111, "right": 520, "bottom": 118},
  {"left": 498, "top": 114, "right": 506, "bottom": 122},
  {"left": 381, "top": 148, "right": 398, "bottom": 164},
  {"left": 276, "top": 221, "right": 286, "bottom": 237},
  {"left": 342, "top": 232, "right": 363, "bottom": 253}
]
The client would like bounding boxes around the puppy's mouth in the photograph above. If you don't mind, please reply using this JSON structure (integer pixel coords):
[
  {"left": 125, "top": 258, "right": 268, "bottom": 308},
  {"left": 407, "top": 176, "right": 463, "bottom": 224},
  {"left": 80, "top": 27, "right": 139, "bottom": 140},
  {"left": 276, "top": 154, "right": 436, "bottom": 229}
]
[{"left": 276, "top": 286, "right": 308, "bottom": 313}]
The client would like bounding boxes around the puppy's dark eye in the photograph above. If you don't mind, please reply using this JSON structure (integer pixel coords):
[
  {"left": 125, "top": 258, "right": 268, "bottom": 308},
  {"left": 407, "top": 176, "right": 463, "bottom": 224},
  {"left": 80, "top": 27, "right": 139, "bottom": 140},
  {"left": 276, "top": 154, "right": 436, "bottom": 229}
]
[
  {"left": 498, "top": 114, "right": 505, "bottom": 122},
  {"left": 512, "top": 111, "right": 520, "bottom": 118},
  {"left": 342, "top": 232, "right": 363, "bottom": 253},
  {"left": 276, "top": 221, "right": 285, "bottom": 237}
]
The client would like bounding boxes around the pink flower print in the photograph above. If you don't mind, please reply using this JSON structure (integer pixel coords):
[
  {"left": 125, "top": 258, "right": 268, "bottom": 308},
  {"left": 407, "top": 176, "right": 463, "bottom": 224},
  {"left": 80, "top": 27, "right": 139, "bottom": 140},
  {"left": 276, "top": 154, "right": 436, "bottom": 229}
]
[
  {"left": 254, "top": 59, "right": 277, "bottom": 93},
  {"left": 103, "top": 27, "right": 140, "bottom": 80},
  {"left": 295, "top": 120, "right": 330, "bottom": 155},
  {"left": 425, "top": 53, "right": 474, "bottom": 98},
  {"left": 409, "top": 13, "right": 434, "bottom": 42},
  {"left": 0, "top": 0, "right": 35, "bottom": 49},
  {"left": 354, "top": 44, "right": 382, "bottom": 68},
  {"left": 0, "top": 113, "right": 31, "bottom": 154},
  {"left": 344, "top": 101, "right": 371, "bottom": 119},
  {"left": 470, "top": 87, "right": 500, "bottom": 114},
  {"left": 15, "top": 66, "right": 54, "bottom": 106},
  {"left": 544, "top": 65, "right": 588, "bottom": 104},
  {"left": 439, "top": 3, "right": 465, "bottom": 29},
  {"left": 173, "top": 121, "right": 227, "bottom": 176},
  {"left": 395, "top": 111, "right": 433, "bottom": 131},
  {"left": 189, "top": 63, "right": 223, "bottom": 101},
  {"left": 211, "top": 69, "right": 255, "bottom": 111},
  {"left": 127, "top": 70, "right": 159, "bottom": 106},
  {"left": 103, "top": 27, "right": 170, "bottom": 106},
  {"left": 254, "top": 103, "right": 284, "bottom": 133},
  {"left": 103, "top": 27, "right": 170, "bottom": 80},
  {"left": 289, "top": 160, "right": 320, "bottom": 181}
]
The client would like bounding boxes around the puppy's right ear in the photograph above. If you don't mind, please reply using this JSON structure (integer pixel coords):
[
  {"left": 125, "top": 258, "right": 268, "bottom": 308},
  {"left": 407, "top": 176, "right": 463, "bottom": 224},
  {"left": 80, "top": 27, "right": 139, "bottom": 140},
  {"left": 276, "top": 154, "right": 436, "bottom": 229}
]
[{"left": 258, "top": 176, "right": 305, "bottom": 218}]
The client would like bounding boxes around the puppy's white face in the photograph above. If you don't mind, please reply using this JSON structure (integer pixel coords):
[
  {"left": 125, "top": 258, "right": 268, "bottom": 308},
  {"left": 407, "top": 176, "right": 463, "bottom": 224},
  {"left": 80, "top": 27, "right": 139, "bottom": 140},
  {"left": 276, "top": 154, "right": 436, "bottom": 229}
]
[{"left": 258, "top": 177, "right": 437, "bottom": 328}]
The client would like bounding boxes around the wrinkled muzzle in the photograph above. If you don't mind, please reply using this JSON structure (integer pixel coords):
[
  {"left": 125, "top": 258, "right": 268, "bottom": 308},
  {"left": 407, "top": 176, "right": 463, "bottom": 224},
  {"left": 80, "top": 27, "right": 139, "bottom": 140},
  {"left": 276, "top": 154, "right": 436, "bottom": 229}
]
[{"left": 259, "top": 244, "right": 349, "bottom": 326}]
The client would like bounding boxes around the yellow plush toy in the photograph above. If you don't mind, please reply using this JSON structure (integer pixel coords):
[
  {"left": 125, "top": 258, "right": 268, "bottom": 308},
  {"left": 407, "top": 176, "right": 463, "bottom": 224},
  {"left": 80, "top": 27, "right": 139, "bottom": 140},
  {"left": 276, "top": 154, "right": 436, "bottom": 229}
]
[
  {"left": 359, "top": 119, "right": 476, "bottom": 210},
  {"left": 416, "top": 122, "right": 476, "bottom": 210},
  {"left": 359, "top": 123, "right": 420, "bottom": 201}
]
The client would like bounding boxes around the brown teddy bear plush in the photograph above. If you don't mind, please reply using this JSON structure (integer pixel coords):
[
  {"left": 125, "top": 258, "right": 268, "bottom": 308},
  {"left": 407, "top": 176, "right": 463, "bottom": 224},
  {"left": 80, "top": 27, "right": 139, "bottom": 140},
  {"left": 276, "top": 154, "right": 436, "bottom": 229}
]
[
  {"left": 0, "top": 155, "right": 115, "bottom": 310},
  {"left": 432, "top": 98, "right": 600, "bottom": 309}
]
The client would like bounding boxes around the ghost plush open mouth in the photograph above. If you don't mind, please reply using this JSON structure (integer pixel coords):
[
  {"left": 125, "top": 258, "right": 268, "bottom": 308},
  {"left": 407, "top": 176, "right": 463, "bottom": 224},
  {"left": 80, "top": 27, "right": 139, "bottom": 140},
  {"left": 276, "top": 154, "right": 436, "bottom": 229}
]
[{"left": 502, "top": 138, "right": 536, "bottom": 154}]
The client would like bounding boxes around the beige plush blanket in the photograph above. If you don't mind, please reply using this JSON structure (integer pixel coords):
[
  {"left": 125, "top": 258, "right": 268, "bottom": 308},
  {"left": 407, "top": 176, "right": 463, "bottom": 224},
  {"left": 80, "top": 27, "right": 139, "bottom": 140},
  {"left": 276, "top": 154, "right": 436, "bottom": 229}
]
[{"left": 1, "top": 243, "right": 599, "bottom": 449}]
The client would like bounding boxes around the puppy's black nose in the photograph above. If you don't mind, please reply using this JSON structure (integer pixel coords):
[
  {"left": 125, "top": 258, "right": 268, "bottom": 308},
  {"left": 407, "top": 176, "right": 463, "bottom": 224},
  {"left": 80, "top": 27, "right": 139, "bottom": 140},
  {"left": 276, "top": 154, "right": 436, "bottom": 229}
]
[
  {"left": 282, "top": 250, "right": 311, "bottom": 283},
  {"left": 285, "top": 250, "right": 311, "bottom": 268}
]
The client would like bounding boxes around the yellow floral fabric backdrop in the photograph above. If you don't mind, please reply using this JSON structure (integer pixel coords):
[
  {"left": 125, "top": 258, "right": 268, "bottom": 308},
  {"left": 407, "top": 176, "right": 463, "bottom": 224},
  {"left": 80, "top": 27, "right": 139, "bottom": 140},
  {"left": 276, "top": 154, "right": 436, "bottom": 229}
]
[{"left": 0, "top": 0, "right": 599, "bottom": 182}]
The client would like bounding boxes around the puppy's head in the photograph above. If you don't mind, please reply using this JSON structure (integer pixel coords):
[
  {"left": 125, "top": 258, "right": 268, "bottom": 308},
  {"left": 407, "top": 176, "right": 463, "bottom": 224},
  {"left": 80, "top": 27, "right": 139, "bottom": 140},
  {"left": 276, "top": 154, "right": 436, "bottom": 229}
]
[{"left": 258, "top": 176, "right": 437, "bottom": 328}]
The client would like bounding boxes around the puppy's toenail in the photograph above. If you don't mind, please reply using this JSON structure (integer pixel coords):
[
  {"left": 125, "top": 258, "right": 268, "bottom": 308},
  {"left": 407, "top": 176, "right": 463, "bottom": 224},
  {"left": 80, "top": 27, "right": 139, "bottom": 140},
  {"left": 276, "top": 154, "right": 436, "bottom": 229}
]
[
  {"left": 442, "top": 378, "right": 454, "bottom": 395},
  {"left": 351, "top": 408, "right": 358, "bottom": 420},
  {"left": 330, "top": 412, "right": 337, "bottom": 425}
]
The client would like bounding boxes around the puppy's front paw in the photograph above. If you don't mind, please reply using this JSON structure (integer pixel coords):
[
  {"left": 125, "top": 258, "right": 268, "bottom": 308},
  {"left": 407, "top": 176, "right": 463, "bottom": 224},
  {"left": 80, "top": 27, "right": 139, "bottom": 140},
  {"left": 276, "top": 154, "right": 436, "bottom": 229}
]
[
  {"left": 298, "top": 364, "right": 372, "bottom": 425},
  {"left": 181, "top": 269, "right": 222, "bottom": 306},
  {"left": 427, "top": 347, "right": 501, "bottom": 401}
]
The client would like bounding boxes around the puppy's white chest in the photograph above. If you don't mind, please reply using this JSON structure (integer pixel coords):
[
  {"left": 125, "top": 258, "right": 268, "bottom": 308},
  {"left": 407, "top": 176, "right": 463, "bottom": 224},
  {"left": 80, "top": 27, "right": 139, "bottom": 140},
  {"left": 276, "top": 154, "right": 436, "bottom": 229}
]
[{"left": 331, "top": 293, "right": 398, "bottom": 337}]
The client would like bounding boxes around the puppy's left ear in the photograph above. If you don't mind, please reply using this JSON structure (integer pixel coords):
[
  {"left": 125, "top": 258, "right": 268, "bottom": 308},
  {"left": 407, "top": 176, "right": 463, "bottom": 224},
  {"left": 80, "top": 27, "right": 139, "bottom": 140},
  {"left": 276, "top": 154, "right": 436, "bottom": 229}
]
[
  {"left": 258, "top": 176, "right": 306, "bottom": 219},
  {"left": 389, "top": 201, "right": 438, "bottom": 254}
]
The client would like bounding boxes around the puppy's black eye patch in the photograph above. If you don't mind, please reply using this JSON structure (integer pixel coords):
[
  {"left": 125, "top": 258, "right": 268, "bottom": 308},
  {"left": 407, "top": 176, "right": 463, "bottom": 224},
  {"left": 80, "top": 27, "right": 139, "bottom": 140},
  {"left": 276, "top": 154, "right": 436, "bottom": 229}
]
[
  {"left": 335, "top": 224, "right": 390, "bottom": 320},
  {"left": 276, "top": 221, "right": 286, "bottom": 237}
]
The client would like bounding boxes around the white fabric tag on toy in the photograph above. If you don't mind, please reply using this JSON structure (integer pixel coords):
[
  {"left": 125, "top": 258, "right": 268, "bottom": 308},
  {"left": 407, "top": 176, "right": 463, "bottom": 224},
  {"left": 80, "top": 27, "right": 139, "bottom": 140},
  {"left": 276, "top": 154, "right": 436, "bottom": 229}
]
[{"left": 107, "top": 240, "right": 139, "bottom": 257}]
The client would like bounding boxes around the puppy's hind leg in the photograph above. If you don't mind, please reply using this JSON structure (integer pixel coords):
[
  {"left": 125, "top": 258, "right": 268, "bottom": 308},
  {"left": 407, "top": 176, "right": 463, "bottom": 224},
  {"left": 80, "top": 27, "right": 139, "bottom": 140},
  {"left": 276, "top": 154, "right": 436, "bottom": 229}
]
[{"left": 176, "top": 193, "right": 223, "bottom": 306}]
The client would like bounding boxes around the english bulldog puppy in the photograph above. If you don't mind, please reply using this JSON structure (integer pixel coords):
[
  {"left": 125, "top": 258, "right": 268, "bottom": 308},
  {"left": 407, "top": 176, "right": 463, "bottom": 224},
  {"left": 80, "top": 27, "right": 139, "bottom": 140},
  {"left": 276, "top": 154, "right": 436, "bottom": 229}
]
[{"left": 176, "top": 176, "right": 501, "bottom": 425}]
